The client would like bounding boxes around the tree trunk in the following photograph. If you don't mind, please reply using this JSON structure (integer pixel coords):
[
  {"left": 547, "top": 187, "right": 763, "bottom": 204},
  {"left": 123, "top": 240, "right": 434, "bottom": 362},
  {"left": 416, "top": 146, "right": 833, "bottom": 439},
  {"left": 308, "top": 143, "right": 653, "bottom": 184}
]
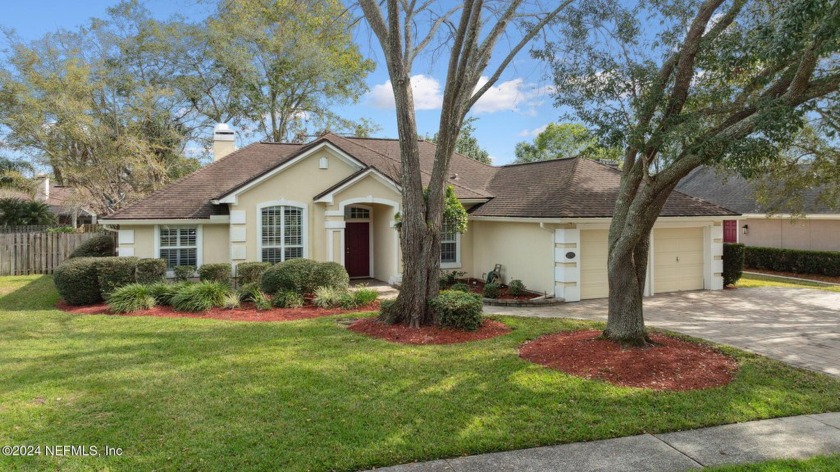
[{"left": 603, "top": 234, "right": 651, "bottom": 346}]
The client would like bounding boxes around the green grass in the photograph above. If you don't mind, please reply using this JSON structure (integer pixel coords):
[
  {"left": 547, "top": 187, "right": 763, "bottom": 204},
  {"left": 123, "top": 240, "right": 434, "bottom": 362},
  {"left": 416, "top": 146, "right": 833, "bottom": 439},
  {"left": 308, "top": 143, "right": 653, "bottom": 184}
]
[
  {"left": 706, "top": 455, "right": 840, "bottom": 471},
  {"left": 738, "top": 273, "right": 840, "bottom": 293},
  {"left": 2, "top": 276, "right": 840, "bottom": 471}
]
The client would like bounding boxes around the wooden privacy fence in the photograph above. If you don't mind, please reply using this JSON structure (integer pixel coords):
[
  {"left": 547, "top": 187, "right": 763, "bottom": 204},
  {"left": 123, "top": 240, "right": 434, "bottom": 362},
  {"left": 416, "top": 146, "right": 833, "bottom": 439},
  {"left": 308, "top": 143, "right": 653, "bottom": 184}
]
[{"left": 0, "top": 232, "right": 115, "bottom": 276}]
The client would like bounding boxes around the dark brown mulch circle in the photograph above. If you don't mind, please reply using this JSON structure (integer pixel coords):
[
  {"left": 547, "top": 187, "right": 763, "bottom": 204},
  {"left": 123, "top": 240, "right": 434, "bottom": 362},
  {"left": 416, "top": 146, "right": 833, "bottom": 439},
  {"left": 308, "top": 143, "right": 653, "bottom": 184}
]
[
  {"left": 520, "top": 330, "right": 738, "bottom": 391},
  {"left": 348, "top": 318, "right": 511, "bottom": 344}
]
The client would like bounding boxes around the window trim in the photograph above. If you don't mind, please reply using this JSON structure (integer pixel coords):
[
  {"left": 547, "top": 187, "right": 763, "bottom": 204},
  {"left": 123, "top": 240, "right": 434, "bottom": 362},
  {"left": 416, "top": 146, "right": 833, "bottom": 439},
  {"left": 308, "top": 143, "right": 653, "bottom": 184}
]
[
  {"left": 154, "top": 224, "right": 203, "bottom": 275},
  {"left": 439, "top": 219, "right": 461, "bottom": 269},
  {"left": 256, "top": 200, "right": 308, "bottom": 263}
]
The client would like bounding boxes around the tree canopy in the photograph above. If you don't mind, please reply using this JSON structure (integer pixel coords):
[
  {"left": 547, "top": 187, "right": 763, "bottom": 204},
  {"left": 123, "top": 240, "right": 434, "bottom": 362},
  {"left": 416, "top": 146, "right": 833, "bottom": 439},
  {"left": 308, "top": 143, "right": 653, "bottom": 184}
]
[
  {"left": 428, "top": 119, "right": 492, "bottom": 165},
  {"left": 541, "top": 0, "right": 840, "bottom": 344},
  {"left": 514, "top": 123, "right": 621, "bottom": 163}
]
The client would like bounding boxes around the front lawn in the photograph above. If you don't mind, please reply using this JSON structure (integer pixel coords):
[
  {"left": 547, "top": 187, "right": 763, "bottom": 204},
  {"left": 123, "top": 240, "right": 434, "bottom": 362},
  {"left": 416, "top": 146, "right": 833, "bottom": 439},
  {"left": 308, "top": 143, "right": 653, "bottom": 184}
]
[
  {"left": 738, "top": 273, "right": 840, "bottom": 293},
  {"left": 2, "top": 275, "right": 839, "bottom": 471}
]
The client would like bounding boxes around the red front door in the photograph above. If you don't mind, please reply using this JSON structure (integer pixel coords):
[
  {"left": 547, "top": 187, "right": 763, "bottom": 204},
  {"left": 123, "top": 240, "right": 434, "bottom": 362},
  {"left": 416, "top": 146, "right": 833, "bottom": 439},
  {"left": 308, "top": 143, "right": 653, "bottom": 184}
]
[
  {"left": 723, "top": 220, "right": 738, "bottom": 243},
  {"left": 345, "top": 222, "right": 370, "bottom": 277}
]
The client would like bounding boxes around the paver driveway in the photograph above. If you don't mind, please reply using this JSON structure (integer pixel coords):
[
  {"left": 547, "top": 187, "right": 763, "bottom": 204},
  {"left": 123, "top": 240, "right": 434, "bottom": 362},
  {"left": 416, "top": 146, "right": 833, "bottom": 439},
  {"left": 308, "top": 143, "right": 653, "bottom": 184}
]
[{"left": 486, "top": 287, "right": 840, "bottom": 377}]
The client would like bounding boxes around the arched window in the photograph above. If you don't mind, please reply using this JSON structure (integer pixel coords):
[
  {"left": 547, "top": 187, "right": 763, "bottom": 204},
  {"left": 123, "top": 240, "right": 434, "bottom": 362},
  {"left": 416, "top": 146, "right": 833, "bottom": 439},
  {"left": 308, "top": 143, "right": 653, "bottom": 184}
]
[{"left": 260, "top": 205, "right": 304, "bottom": 263}]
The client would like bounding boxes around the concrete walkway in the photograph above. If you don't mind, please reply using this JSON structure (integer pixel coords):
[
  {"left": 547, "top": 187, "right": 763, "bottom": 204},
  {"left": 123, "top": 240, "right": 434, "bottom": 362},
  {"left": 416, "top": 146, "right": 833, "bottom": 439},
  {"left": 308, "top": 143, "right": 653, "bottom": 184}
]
[
  {"left": 485, "top": 287, "right": 840, "bottom": 377},
  {"left": 372, "top": 413, "right": 840, "bottom": 471}
]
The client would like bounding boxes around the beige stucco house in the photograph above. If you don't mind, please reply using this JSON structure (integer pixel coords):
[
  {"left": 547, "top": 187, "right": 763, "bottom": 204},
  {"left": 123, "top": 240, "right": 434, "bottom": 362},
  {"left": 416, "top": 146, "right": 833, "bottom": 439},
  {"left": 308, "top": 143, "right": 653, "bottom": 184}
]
[
  {"left": 101, "top": 129, "right": 737, "bottom": 302},
  {"left": 678, "top": 167, "right": 840, "bottom": 251}
]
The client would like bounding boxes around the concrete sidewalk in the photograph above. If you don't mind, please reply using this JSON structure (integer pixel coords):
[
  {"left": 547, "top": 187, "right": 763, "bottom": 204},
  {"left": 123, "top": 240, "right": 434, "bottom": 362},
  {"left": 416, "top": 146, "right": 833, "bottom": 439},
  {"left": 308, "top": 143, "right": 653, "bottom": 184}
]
[{"left": 370, "top": 413, "right": 840, "bottom": 471}]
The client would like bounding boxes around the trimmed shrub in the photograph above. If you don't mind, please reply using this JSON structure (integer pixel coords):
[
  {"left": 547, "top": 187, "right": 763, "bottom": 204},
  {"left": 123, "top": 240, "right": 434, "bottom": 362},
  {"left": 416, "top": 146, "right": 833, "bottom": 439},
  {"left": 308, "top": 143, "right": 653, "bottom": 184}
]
[
  {"left": 260, "top": 258, "right": 320, "bottom": 294},
  {"left": 171, "top": 281, "right": 230, "bottom": 312},
  {"left": 54, "top": 257, "right": 103, "bottom": 305},
  {"left": 314, "top": 262, "right": 350, "bottom": 291},
  {"left": 430, "top": 290, "right": 483, "bottom": 331},
  {"left": 69, "top": 233, "right": 115, "bottom": 258},
  {"left": 148, "top": 282, "right": 190, "bottom": 306},
  {"left": 198, "top": 263, "right": 232, "bottom": 285},
  {"left": 136, "top": 258, "right": 167, "bottom": 284},
  {"left": 482, "top": 282, "right": 501, "bottom": 299},
  {"left": 97, "top": 257, "right": 140, "bottom": 298},
  {"left": 313, "top": 286, "right": 347, "bottom": 308},
  {"left": 237, "top": 262, "right": 271, "bottom": 285},
  {"left": 450, "top": 282, "right": 470, "bottom": 293},
  {"left": 723, "top": 243, "right": 746, "bottom": 286},
  {"left": 508, "top": 279, "right": 526, "bottom": 296},
  {"left": 108, "top": 284, "right": 156, "bottom": 313},
  {"left": 273, "top": 290, "right": 304, "bottom": 309},
  {"left": 744, "top": 246, "right": 840, "bottom": 277},
  {"left": 439, "top": 270, "right": 466, "bottom": 288},
  {"left": 173, "top": 265, "right": 196, "bottom": 281}
]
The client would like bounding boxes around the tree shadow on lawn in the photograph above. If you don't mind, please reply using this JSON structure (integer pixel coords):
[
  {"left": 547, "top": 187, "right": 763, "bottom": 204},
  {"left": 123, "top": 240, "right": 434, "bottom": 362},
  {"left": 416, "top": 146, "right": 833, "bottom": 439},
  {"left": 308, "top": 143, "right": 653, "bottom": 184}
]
[
  {"left": 1, "top": 303, "right": 839, "bottom": 471},
  {"left": 0, "top": 275, "right": 60, "bottom": 312}
]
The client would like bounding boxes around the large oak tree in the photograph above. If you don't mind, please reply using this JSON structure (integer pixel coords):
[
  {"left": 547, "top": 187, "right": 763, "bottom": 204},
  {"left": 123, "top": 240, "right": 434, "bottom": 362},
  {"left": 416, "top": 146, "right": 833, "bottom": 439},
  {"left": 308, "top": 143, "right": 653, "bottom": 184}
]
[
  {"left": 358, "top": 0, "right": 572, "bottom": 327},
  {"left": 543, "top": 0, "right": 840, "bottom": 344}
]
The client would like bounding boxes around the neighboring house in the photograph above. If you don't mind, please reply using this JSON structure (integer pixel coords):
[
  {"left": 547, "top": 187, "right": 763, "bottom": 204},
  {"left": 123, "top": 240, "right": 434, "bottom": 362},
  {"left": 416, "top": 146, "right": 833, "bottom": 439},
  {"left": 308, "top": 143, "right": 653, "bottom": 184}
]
[
  {"left": 677, "top": 167, "right": 840, "bottom": 252},
  {"left": 34, "top": 176, "right": 97, "bottom": 227},
  {"left": 100, "top": 127, "right": 736, "bottom": 302}
]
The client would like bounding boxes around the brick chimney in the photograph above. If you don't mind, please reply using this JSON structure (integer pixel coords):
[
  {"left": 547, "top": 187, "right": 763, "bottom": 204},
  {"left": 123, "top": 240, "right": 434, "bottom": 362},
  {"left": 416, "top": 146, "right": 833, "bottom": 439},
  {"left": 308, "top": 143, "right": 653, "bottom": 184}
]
[{"left": 213, "top": 123, "right": 236, "bottom": 161}]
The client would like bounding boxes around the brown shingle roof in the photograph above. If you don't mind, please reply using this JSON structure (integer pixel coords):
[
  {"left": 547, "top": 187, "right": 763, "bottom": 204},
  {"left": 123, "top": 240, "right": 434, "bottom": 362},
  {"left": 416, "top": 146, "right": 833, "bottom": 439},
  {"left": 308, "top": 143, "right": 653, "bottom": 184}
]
[
  {"left": 105, "top": 134, "right": 734, "bottom": 220},
  {"left": 469, "top": 158, "right": 738, "bottom": 218}
]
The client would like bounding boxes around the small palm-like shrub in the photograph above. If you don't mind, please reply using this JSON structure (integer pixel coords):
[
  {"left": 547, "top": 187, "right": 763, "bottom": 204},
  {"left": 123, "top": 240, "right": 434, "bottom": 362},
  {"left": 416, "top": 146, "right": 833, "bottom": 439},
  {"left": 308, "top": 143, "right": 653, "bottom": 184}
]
[
  {"left": 273, "top": 290, "right": 304, "bottom": 308},
  {"left": 313, "top": 286, "right": 347, "bottom": 308},
  {"left": 171, "top": 281, "right": 230, "bottom": 312},
  {"left": 69, "top": 233, "right": 115, "bottom": 258},
  {"left": 148, "top": 281, "right": 190, "bottom": 306},
  {"left": 173, "top": 265, "right": 196, "bottom": 281},
  {"left": 108, "top": 284, "right": 156, "bottom": 313},
  {"left": 237, "top": 283, "right": 261, "bottom": 302},
  {"left": 482, "top": 282, "right": 501, "bottom": 299},
  {"left": 252, "top": 290, "right": 272, "bottom": 311},
  {"left": 237, "top": 262, "right": 271, "bottom": 285},
  {"left": 450, "top": 282, "right": 470, "bottom": 293},
  {"left": 97, "top": 257, "right": 140, "bottom": 298},
  {"left": 221, "top": 292, "right": 241, "bottom": 309},
  {"left": 198, "top": 263, "right": 231, "bottom": 285},
  {"left": 54, "top": 257, "right": 103, "bottom": 305},
  {"left": 343, "top": 288, "right": 378, "bottom": 308},
  {"left": 508, "top": 279, "right": 526, "bottom": 296},
  {"left": 136, "top": 258, "right": 167, "bottom": 284},
  {"left": 430, "top": 290, "right": 483, "bottom": 331}
]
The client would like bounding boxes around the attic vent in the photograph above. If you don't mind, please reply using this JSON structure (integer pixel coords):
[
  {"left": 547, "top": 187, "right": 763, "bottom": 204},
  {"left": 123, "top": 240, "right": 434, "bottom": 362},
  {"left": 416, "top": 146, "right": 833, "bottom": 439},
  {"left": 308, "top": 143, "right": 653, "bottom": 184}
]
[{"left": 319, "top": 157, "right": 329, "bottom": 169}]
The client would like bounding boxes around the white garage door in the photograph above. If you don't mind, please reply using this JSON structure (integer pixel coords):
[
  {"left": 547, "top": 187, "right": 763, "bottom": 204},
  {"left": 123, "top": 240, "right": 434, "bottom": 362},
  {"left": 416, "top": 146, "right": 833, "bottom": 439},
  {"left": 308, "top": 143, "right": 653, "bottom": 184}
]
[
  {"left": 654, "top": 227, "right": 704, "bottom": 293},
  {"left": 580, "top": 230, "right": 609, "bottom": 299}
]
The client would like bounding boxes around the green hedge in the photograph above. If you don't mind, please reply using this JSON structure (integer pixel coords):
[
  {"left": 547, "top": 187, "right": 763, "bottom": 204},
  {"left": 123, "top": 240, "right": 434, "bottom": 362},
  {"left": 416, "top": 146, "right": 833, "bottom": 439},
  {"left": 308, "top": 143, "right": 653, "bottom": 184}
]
[
  {"left": 261, "top": 259, "right": 348, "bottom": 295},
  {"left": 69, "top": 234, "right": 115, "bottom": 258},
  {"left": 136, "top": 258, "right": 167, "bottom": 284},
  {"left": 744, "top": 246, "right": 840, "bottom": 277},
  {"left": 722, "top": 243, "right": 745, "bottom": 286},
  {"left": 54, "top": 257, "right": 103, "bottom": 305},
  {"left": 97, "top": 257, "right": 140, "bottom": 298},
  {"left": 198, "top": 263, "right": 232, "bottom": 285},
  {"left": 236, "top": 262, "right": 271, "bottom": 285},
  {"left": 430, "top": 290, "right": 484, "bottom": 331}
]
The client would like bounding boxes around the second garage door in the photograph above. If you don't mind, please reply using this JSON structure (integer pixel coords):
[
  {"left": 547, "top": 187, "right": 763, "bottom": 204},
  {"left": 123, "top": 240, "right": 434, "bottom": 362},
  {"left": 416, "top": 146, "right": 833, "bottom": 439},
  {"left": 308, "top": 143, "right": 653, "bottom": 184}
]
[
  {"left": 579, "top": 230, "right": 609, "bottom": 299},
  {"left": 654, "top": 227, "right": 704, "bottom": 293}
]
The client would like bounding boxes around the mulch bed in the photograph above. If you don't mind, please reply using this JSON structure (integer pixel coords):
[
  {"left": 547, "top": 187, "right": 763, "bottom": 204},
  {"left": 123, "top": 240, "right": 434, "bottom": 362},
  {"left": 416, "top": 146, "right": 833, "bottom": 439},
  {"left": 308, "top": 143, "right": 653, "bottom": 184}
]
[
  {"left": 56, "top": 300, "right": 379, "bottom": 323},
  {"left": 520, "top": 330, "right": 738, "bottom": 391},
  {"left": 744, "top": 268, "right": 840, "bottom": 285},
  {"left": 449, "top": 278, "right": 543, "bottom": 301},
  {"left": 348, "top": 318, "right": 511, "bottom": 344}
]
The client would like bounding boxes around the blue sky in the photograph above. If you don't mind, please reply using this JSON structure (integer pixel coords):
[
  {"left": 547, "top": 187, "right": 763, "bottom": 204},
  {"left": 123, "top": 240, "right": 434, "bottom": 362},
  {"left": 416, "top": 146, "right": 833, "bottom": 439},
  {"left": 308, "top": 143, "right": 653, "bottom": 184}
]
[{"left": 1, "top": 0, "right": 563, "bottom": 165}]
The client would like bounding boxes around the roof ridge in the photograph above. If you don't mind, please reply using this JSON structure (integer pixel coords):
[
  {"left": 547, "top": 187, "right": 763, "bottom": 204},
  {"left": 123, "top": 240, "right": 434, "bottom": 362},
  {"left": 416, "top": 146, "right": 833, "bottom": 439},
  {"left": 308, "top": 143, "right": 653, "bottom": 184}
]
[{"left": 499, "top": 157, "right": 578, "bottom": 168}]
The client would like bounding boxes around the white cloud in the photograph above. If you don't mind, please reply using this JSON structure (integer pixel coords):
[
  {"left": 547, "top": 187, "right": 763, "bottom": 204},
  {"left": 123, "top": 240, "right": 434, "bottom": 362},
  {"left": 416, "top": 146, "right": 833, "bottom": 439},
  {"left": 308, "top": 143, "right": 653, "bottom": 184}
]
[
  {"left": 517, "top": 124, "right": 549, "bottom": 137},
  {"left": 366, "top": 74, "right": 443, "bottom": 110},
  {"left": 471, "top": 77, "right": 554, "bottom": 114}
]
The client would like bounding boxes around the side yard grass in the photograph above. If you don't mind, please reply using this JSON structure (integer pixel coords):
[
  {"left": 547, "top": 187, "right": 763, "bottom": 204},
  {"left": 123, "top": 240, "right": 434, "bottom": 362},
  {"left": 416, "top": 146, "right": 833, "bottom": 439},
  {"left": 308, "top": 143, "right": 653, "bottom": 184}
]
[
  {"left": 1, "top": 275, "right": 839, "bottom": 471},
  {"left": 738, "top": 273, "right": 840, "bottom": 293},
  {"left": 707, "top": 454, "right": 840, "bottom": 471}
]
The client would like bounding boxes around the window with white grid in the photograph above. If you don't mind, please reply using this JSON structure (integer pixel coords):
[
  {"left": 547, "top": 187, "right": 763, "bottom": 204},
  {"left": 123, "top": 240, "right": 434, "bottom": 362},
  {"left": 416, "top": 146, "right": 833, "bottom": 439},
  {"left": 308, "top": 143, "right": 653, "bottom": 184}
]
[
  {"left": 159, "top": 226, "right": 198, "bottom": 269},
  {"left": 440, "top": 219, "right": 458, "bottom": 265},
  {"left": 261, "top": 205, "right": 304, "bottom": 263}
]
